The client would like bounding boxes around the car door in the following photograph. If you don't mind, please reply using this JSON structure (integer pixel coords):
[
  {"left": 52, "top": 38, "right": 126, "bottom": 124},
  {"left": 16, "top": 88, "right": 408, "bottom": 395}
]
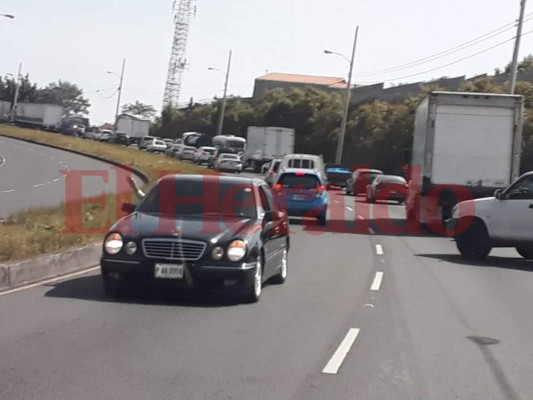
[
  {"left": 489, "top": 175, "right": 533, "bottom": 241},
  {"left": 258, "top": 185, "right": 284, "bottom": 278}
]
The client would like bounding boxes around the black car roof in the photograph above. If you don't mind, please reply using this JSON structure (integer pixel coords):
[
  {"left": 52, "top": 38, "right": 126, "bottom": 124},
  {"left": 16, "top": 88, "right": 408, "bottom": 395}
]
[{"left": 160, "top": 174, "right": 264, "bottom": 186}]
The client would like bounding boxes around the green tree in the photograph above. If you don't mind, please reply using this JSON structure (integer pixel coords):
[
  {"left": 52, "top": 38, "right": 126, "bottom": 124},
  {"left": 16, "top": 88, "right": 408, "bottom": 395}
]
[
  {"left": 35, "top": 80, "right": 90, "bottom": 115},
  {"left": 122, "top": 101, "right": 156, "bottom": 119},
  {"left": 0, "top": 74, "right": 38, "bottom": 103},
  {"left": 460, "top": 77, "right": 506, "bottom": 93},
  {"left": 505, "top": 54, "right": 533, "bottom": 75}
]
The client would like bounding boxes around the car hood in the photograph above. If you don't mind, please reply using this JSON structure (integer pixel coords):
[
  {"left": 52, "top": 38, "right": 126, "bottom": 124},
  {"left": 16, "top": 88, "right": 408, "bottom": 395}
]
[
  {"left": 111, "top": 212, "right": 260, "bottom": 243},
  {"left": 453, "top": 197, "right": 497, "bottom": 218}
]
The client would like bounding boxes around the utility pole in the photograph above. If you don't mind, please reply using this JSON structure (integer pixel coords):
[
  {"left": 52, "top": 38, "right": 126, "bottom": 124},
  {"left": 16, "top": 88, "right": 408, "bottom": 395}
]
[
  {"left": 335, "top": 27, "right": 359, "bottom": 164},
  {"left": 217, "top": 50, "right": 232, "bottom": 136},
  {"left": 115, "top": 58, "right": 126, "bottom": 125},
  {"left": 509, "top": 0, "right": 527, "bottom": 94},
  {"left": 10, "top": 63, "right": 22, "bottom": 123}
]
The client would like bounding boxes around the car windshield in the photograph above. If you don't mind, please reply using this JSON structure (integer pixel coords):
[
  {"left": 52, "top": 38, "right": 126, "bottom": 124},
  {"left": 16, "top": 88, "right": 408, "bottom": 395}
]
[
  {"left": 221, "top": 155, "right": 239, "bottom": 160},
  {"left": 381, "top": 176, "right": 406, "bottom": 184},
  {"left": 288, "top": 159, "right": 315, "bottom": 169},
  {"left": 137, "top": 179, "right": 257, "bottom": 219},
  {"left": 278, "top": 173, "right": 321, "bottom": 189},
  {"left": 360, "top": 172, "right": 382, "bottom": 181},
  {"left": 327, "top": 167, "right": 351, "bottom": 173}
]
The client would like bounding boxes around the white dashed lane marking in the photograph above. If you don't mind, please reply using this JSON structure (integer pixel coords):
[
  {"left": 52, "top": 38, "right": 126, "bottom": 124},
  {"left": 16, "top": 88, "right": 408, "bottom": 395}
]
[
  {"left": 375, "top": 244, "right": 384, "bottom": 255},
  {"left": 1, "top": 189, "right": 15, "bottom": 193},
  {"left": 32, "top": 184, "right": 44, "bottom": 188},
  {"left": 322, "top": 328, "right": 361, "bottom": 375},
  {"left": 370, "top": 272, "right": 384, "bottom": 291}
]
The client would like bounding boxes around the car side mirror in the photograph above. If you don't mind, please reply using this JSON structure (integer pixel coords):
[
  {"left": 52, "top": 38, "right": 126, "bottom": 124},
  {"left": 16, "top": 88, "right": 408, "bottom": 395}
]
[
  {"left": 494, "top": 189, "right": 502, "bottom": 200},
  {"left": 121, "top": 202, "right": 136, "bottom": 214}
]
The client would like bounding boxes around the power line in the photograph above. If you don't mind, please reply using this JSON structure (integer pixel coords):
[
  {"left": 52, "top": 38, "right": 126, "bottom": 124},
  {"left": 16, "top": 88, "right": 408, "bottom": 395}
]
[
  {"left": 373, "top": 33, "right": 531, "bottom": 83},
  {"left": 356, "top": 14, "right": 533, "bottom": 77}
]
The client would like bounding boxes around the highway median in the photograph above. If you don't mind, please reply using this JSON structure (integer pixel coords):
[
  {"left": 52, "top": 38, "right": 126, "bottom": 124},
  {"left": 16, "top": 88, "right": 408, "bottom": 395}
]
[{"left": 0, "top": 125, "right": 215, "bottom": 290}]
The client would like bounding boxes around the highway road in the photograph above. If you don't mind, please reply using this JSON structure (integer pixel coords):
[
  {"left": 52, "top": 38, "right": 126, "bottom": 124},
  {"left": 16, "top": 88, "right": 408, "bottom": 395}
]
[
  {"left": 0, "top": 189, "right": 531, "bottom": 399},
  {"left": 0, "top": 136, "right": 143, "bottom": 218}
]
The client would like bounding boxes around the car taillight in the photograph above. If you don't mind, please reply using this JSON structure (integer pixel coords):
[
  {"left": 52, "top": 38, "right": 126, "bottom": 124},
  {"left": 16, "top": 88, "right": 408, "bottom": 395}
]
[
  {"left": 316, "top": 185, "right": 325, "bottom": 197},
  {"left": 268, "top": 170, "right": 274, "bottom": 174},
  {"left": 274, "top": 184, "right": 282, "bottom": 191}
]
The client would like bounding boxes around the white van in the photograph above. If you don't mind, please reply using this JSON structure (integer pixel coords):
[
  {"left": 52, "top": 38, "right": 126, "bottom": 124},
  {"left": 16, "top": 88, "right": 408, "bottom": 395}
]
[{"left": 279, "top": 154, "right": 327, "bottom": 180}]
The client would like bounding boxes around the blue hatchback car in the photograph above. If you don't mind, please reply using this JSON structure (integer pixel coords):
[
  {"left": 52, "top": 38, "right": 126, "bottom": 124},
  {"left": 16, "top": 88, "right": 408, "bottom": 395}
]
[{"left": 273, "top": 168, "right": 329, "bottom": 225}]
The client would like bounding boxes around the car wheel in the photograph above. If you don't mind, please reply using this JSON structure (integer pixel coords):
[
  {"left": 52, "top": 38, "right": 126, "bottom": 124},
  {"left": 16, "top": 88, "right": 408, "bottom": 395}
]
[
  {"left": 270, "top": 247, "right": 288, "bottom": 284},
  {"left": 456, "top": 220, "right": 492, "bottom": 260},
  {"left": 317, "top": 214, "right": 327, "bottom": 226},
  {"left": 243, "top": 256, "right": 263, "bottom": 303},
  {"left": 516, "top": 246, "right": 533, "bottom": 259}
]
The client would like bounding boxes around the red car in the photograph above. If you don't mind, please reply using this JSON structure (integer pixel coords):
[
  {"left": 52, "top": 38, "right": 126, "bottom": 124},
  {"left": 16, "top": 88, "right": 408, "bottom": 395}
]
[{"left": 366, "top": 175, "right": 408, "bottom": 204}]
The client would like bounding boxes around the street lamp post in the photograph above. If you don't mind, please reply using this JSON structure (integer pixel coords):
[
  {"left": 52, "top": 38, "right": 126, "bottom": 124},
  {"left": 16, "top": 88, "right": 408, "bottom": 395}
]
[
  {"left": 108, "top": 58, "right": 126, "bottom": 126},
  {"left": 209, "top": 50, "right": 232, "bottom": 136},
  {"left": 508, "top": 0, "right": 527, "bottom": 94},
  {"left": 325, "top": 27, "right": 359, "bottom": 164},
  {"left": 10, "top": 63, "right": 22, "bottom": 123}
]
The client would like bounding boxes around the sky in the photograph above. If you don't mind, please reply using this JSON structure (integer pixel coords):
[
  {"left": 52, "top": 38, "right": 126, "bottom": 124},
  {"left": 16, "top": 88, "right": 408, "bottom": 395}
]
[{"left": 0, "top": 0, "right": 531, "bottom": 125}]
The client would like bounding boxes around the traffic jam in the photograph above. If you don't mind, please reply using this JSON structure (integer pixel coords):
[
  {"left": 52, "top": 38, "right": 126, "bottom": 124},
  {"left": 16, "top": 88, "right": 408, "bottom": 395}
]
[{"left": 100, "top": 91, "right": 531, "bottom": 303}]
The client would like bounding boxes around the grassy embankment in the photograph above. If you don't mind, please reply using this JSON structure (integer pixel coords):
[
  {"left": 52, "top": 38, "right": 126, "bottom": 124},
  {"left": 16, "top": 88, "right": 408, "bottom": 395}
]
[{"left": 0, "top": 126, "right": 213, "bottom": 262}]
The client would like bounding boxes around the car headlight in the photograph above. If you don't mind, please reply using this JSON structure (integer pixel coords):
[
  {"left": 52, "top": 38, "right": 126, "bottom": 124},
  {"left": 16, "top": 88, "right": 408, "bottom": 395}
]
[
  {"left": 104, "top": 233, "right": 123, "bottom": 255},
  {"left": 227, "top": 240, "right": 246, "bottom": 262},
  {"left": 125, "top": 241, "right": 137, "bottom": 255},
  {"left": 212, "top": 246, "right": 224, "bottom": 260}
]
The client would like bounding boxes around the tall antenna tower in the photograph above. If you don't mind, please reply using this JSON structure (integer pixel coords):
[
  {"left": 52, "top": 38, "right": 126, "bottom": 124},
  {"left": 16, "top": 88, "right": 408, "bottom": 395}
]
[{"left": 163, "top": 0, "right": 196, "bottom": 109}]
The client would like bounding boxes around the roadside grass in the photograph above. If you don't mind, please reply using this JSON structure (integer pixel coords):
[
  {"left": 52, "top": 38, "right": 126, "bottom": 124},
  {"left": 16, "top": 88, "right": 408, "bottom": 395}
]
[{"left": 0, "top": 125, "right": 216, "bottom": 262}]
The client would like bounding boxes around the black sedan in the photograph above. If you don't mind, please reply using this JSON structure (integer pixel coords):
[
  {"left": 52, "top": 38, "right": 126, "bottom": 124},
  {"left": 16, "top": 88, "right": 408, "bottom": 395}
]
[{"left": 101, "top": 175, "right": 290, "bottom": 303}]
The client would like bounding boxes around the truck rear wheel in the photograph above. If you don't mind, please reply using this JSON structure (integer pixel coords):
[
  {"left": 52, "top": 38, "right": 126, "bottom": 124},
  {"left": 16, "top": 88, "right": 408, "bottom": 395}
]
[
  {"left": 456, "top": 220, "right": 491, "bottom": 260},
  {"left": 516, "top": 247, "right": 533, "bottom": 259}
]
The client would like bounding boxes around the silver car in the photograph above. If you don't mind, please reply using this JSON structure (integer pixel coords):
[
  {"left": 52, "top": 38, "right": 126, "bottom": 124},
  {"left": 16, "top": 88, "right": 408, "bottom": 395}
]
[{"left": 214, "top": 153, "right": 243, "bottom": 173}]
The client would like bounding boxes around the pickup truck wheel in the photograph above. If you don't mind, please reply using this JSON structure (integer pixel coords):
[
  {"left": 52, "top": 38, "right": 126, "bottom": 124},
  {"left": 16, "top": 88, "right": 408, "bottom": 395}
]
[
  {"left": 516, "top": 247, "right": 533, "bottom": 259},
  {"left": 456, "top": 220, "right": 491, "bottom": 260}
]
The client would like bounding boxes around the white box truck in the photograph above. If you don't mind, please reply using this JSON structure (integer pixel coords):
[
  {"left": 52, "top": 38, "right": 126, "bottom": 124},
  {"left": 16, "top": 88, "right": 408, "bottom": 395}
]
[
  {"left": 243, "top": 127, "right": 295, "bottom": 172},
  {"left": 116, "top": 114, "right": 150, "bottom": 142},
  {"left": 406, "top": 91, "right": 524, "bottom": 226},
  {"left": 15, "top": 103, "right": 64, "bottom": 131}
]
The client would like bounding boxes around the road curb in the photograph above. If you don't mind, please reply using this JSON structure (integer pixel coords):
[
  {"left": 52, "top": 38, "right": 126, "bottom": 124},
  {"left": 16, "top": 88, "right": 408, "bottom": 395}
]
[
  {"left": 0, "top": 134, "right": 150, "bottom": 184},
  {"left": 0, "top": 133, "right": 151, "bottom": 293},
  {"left": 0, "top": 243, "right": 101, "bottom": 292}
]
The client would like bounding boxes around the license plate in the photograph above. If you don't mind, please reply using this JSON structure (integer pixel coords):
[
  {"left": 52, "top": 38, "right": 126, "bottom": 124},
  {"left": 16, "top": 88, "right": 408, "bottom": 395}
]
[
  {"left": 292, "top": 194, "right": 305, "bottom": 201},
  {"left": 154, "top": 264, "right": 184, "bottom": 279}
]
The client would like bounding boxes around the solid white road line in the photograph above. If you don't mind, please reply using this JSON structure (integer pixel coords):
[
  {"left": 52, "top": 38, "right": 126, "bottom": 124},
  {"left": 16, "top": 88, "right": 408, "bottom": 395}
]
[
  {"left": 370, "top": 272, "right": 384, "bottom": 291},
  {"left": 0, "top": 266, "right": 100, "bottom": 297},
  {"left": 32, "top": 183, "right": 44, "bottom": 188},
  {"left": 1, "top": 189, "right": 15, "bottom": 193},
  {"left": 375, "top": 244, "right": 383, "bottom": 255},
  {"left": 322, "top": 328, "right": 361, "bottom": 374}
]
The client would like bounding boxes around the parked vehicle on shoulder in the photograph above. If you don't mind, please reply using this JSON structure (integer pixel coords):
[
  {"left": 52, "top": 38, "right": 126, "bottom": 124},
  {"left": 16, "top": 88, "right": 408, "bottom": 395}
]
[
  {"left": 147, "top": 138, "right": 167, "bottom": 153},
  {"left": 214, "top": 153, "right": 243, "bottom": 173},
  {"left": 100, "top": 174, "right": 290, "bottom": 303},
  {"left": 273, "top": 168, "right": 329, "bottom": 226},
  {"left": 366, "top": 175, "right": 408, "bottom": 204},
  {"left": 99, "top": 129, "right": 114, "bottom": 142},
  {"left": 447, "top": 172, "right": 533, "bottom": 261},
  {"left": 194, "top": 146, "right": 216, "bottom": 164},
  {"left": 166, "top": 144, "right": 184, "bottom": 158},
  {"left": 179, "top": 146, "right": 197, "bottom": 161},
  {"left": 139, "top": 136, "right": 156, "bottom": 150},
  {"left": 345, "top": 169, "right": 383, "bottom": 196},
  {"left": 163, "top": 138, "right": 174, "bottom": 148},
  {"left": 113, "top": 132, "right": 131, "bottom": 146}
]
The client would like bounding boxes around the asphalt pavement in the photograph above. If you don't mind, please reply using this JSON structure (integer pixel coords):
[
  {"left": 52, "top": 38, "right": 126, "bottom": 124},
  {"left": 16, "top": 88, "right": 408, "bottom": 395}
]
[
  {"left": 0, "top": 136, "right": 143, "bottom": 218},
  {"left": 0, "top": 187, "right": 532, "bottom": 399}
]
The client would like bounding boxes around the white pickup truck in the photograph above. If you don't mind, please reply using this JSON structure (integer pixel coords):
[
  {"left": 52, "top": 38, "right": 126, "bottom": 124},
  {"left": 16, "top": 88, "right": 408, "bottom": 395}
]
[{"left": 448, "top": 172, "right": 533, "bottom": 260}]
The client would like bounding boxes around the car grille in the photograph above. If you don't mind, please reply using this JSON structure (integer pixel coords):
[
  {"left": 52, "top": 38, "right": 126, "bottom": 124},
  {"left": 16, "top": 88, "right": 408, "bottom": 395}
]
[{"left": 142, "top": 239, "right": 207, "bottom": 261}]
